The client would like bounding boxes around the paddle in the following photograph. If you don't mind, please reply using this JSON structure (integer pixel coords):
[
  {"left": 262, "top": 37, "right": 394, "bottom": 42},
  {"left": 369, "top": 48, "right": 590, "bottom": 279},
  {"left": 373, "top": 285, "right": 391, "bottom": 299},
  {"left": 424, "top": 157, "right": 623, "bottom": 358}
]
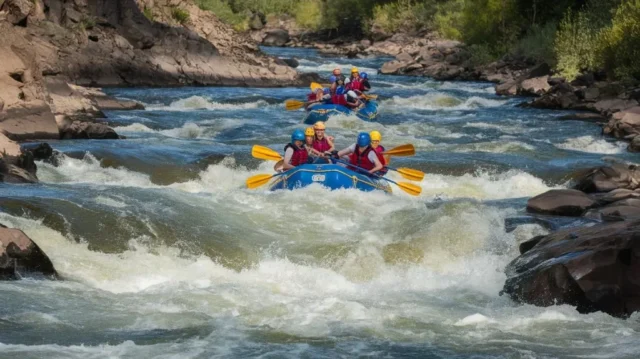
[
  {"left": 252, "top": 145, "right": 283, "bottom": 161},
  {"left": 383, "top": 144, "right": 415, "bottom": 157},
  {"left": 332, "top": 158, "right": 422, "bottom": 196},
  {"left": 246, "top": 172, "right": 286, "bottom": 189},
  {"left": 285, "top": 99, "right": 305, "bottom": 111},
  {"left": 387, "top": 166, "right": 424, "bottom": 181},
  {"left": 363, "top": 94, "right": 378, "bottom": 100}
]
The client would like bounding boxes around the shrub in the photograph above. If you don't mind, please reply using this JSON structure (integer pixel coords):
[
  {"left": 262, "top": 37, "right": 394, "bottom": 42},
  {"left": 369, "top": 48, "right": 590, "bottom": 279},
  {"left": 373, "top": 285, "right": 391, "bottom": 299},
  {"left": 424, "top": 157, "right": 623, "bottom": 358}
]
[
  {"left": 466, "top": 43, "right": 497, "bottom": 67},
  {"left": 596, "top": 0, "right": 640, "bottom": 80},
  {"left": 511, "top": 22, "right": 557, "bottom": 65},
  {"left": 434, "top": 0, "right": 464, "bottom": 40},
  {"left": 195, "top": 0, "right": 248, "bottom": 29},
  {"left": 554, "top": 9, "right": 599, "bottom": 80},
  {"left": 143, "top": 6, "right": 155, "bottom": 21},
  {"left": 369, "top": 0, "right": 436, "bottom": 34},
  {"left": 462, "top": 0, "right": 522, "bottom": 55},
  {"left": 295, "top": 0, "right": 323, "bottom": 30},
  {"left": 171, "top": 7, "right": 190, "bottom": 24}
]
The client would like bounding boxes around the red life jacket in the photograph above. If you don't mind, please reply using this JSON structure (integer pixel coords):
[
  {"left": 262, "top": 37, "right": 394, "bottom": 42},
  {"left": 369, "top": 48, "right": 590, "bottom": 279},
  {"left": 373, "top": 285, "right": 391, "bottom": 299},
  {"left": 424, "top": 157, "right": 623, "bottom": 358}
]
[
  {"left": 374, "top": 145, "right": 387, "bottom": 174},
  {"left": 332, "top": 94, "right": 347, "bottom": 105},
  {"left": 306, "top": 93, "right": 316, "bottom": 101},
  {"left": 349, "top": 145, "right": 375, "bottom": 171},
  {"left": 285, "top": 143, "right": 308, "bottom": 167},
  {"left": 313, "top": 137, "right": 331, "bottom": 153},
  {"left": 350, "top": 78, "right": 363, "bottom": 92}
]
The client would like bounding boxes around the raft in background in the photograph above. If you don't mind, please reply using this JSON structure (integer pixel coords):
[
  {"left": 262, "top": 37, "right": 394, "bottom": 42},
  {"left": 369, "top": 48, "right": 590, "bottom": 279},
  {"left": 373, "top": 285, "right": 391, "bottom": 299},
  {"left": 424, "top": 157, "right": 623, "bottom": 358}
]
[
  {"left": 269, "top": 164, "right": 391, "bottom": 193},
  {"left": 302, "top": 101, "right": 379, "bottom": 125}
]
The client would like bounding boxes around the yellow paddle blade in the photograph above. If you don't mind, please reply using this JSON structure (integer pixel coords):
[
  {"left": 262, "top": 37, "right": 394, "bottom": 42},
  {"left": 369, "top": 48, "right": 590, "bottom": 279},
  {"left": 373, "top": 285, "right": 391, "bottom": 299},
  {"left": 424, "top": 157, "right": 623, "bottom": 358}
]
[
  {"left": 383, "top": 144, "right": 415, "bottom": 157},
  {"left": 364, "top": 94, "right": 378, "bottom": 100},
  {"left": 285, "top": 99, "right": 305, "bottom": 111},
  {"left": 397, "top": 167, "right": 425, "bottom": 181},
  {"left": 396, "top": 182, "right": 422, "bottom": 196},
  {"left": 251, "top": 145, "right": 283, "bottom": 161},
  {"left": 246, "top": 174, "right": 275, "bottom": 189}
]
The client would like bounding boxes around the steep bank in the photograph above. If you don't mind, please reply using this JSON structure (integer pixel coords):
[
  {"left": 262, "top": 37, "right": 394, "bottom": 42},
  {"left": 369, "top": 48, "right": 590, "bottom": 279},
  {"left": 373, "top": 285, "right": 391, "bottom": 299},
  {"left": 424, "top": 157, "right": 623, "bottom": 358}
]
[{"left": 0, "top": 0, "right": 315, "bottom": 178}]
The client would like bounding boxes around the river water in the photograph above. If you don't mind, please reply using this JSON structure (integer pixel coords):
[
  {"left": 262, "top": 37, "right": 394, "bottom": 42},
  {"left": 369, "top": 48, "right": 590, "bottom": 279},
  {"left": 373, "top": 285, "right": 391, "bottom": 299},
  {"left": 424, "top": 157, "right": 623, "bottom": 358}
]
[{"left": 1, "top": 47, "right": 638, "bottom": 358}]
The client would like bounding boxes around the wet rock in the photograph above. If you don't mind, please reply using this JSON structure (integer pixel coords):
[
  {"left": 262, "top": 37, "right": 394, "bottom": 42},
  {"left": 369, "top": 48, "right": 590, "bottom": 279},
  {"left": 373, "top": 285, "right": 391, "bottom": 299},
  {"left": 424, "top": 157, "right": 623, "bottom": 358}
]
[
  {"left": 502, "top": 219, "right": 640, "bottom": 318},
  {"left": 594, "top": 99, "right": 638, "bottom": 115},
  {"left": 0, "top": 227, "right": 57, "bottom": 280},
  {"left": 496, "top": 80, "right": 518, "bottom": 96},
  {"left": 281, "top": 58, "right": 299, "bottom": 68},
  {"left": 590, "top": 188, "right": 640, "bottom": 206},
  {"left": 603, "top": 107, "right": 640, "bottom": 139},
  {"left": 518, "top": 235, "right": 545, "bottom": 255},
  {"left": 576, "top": 87, "right": 600, "bottom": 101},
  {"left": 380, "top": 60, "right": 409, "bottom": 75},
  {"left": 629, "top": 136, "right": 640, "bottom": 153},
  {"left": 570, "top": 73, "right": 595, "bottom": 87},
  {"left": 527, "top": 189, "right": 596, "bottom": 216},
  {"left": 91, "top": 96, "right": 144, "bottom": 111},
  {"left": 548, "top": 77, "right": 565, "bottom": 86},
  {"left": 558, "top": 112, "right": 606, "bottom": 122},
  {"left": 262, "top": 29, "right": 290, "bottom": 47},
  {"left": 0, "top": 160, "right": 37, "bottom": 183},
  {"left": 574, "top": 164, "right": 640, "bottom": 193},
  {"left": 60, "top": 121, "right": 119, "bottom": 139}
]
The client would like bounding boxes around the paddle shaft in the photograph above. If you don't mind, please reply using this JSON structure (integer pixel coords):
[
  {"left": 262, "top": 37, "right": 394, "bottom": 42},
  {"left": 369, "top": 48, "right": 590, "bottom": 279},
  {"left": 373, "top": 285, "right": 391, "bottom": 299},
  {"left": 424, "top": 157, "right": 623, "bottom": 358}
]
[{"left": 332, "top": 158, "right": 400, "bottom": 187}]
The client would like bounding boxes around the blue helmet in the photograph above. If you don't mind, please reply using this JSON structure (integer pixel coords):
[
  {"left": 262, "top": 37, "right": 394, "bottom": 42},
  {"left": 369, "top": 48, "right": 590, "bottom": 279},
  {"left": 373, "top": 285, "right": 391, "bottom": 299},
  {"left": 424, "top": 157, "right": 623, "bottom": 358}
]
[
  {"left": 357, "top": 132, "right": 371, "bottom": 147},
  {"left": 336, "top": 87, "right": 345, "bottom": 95},
  {"left": 360, "top": 72, "right": 368, "bottom": 79},
  {"left": 329, "top": 75, "right": 337, "bottom": 83},
  {"left": 291, "top": 129, "right": 305, "bottom": 143},
  {"left": 323, "top": 88, "right": 330, "bottom": 94}
]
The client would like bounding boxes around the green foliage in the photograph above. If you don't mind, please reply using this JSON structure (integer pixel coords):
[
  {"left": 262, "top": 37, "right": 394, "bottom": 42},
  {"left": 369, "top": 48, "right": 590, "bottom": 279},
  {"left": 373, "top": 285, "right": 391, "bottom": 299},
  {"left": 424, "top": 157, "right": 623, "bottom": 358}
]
[
  {"left": 511, "top": 22, "right": 557, "bottom": 64},
  {"left": 195, "top": 0, "right": 247, "bottom": 29},
  {"left": 228, "top": 0, "right": 300, "bottom": 16},
  {"left": 295, "top": 0, "right": 323, "bottom": 30},
  {"left": 171, "top": 7, "right": 190, "bottom": 24},
  {"left": 466, "top": 44, "right": 497, "bottom": 67},
  {"left": 461, "top": 0, "right": 522, "bottom": 55},
  {"left": 369, "top": 0, "right": 436, "bottom": 34},
  {"left": 434, "top": 0, "right": 464, "bottom": 40},
  {"left": 143, "top": 7, "right": 155, "bottom": 21},
  {"left": 596, "top": 0, "right": 640, "bottom": 80},
  {"left": 554, "top": 9, "right": 599, "bottom": 80}
]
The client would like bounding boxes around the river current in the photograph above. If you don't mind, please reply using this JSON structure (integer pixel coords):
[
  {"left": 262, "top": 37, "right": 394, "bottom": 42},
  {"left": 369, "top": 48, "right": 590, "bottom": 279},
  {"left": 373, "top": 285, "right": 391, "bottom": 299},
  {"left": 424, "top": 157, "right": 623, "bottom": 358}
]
[{"left": 0, "top": 47, "right": 638, "bottom": 358}]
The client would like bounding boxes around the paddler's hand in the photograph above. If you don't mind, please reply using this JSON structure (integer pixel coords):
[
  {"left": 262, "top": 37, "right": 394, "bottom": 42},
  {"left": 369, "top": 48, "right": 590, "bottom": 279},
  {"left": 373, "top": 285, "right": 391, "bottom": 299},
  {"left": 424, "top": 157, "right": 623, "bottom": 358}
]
[{"left": 331, "top": 150, "right": 339, "bottom": 159}]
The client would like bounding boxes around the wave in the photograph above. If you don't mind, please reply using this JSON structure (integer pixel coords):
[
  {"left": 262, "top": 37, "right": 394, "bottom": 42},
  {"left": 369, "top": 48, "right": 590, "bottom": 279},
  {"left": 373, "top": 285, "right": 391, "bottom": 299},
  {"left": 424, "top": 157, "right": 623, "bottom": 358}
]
[
  {"left": 382, "top": 93, "right": 506, "bottom": 112},
  {"left": 145, "top": 96, "right": 269, "bottom": 111},
  {"left": 296, "top": 60, "right": 379, "bottom": 75},
  {"left": 556, "top": 136, "right": 627, "bottom": 154}
]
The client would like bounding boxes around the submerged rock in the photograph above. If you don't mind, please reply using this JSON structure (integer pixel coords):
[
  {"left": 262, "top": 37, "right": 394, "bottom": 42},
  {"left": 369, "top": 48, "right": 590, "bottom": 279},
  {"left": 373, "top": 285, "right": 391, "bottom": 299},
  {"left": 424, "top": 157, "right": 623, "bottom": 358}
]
[
  {"left": 61, "top": 121, "right": 119, "bottom": 140},
  {"left": 502, "top": 219, "right": 640, "bottom": 318},
  {"left": 0, "top": 226, "right": 57, "bottom": 280},
  {"left": 527, "top": 189, "right": 595, "bottom": 216}
]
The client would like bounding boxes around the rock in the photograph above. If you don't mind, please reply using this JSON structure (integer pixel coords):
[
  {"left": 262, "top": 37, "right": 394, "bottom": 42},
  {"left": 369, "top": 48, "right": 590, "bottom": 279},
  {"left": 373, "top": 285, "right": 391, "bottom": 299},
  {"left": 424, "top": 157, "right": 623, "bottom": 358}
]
[
  {"left": 0, "top": 133, "right": 21, "bottom": 158},
  {"left": 629, "top": 136, "right": 640, "bottom": 153},
  {"left": 558, "top": 112, "right": 606, "bottom": 122},
  {"left": 502, "top": 219, "right": 640, "bottom": 317},
  {"left": 60, "top": 121, "right": 119, "bottom": 139},
  {"left": 360, "top": 39, "right": 371, "bottom": 47},
  {"left": 527, "top": 189, "right": 596, "bottom": 216},
  {"left": 0, "top": 161, "right": 38, "bottom": 183},
  {"left": 262, "top": 29, "right": 290, "bottom": 47},
  {"left": 91, "top": 96, "right": 145, "bottom": 111},
  {"left": 518, "top": 235, "right": 545, "bottom": 255},
  {"left": 281, "top": 58, "right": 299, "bottom": 68},
  {"left": 0, "top": 227, "right": 57, "bottom": 280},
  {"left": 548, "top": 77, "right": 565, "bottom": 86},
  {"left": 519, "top": 76, "right": 550, "bottom": 96},
  {"left": 630, "top": 88, "right": 640, "bottom": 102},
  {"left": 527, "top": 63, "right": 551, "bottom": 79},
  {"left": 603, "top": 107, "right": 640, "bottom": 139},
  {"left": 249, "top": 12, "right": 265, "bottom": 31},
  {"left": 570, "top": 73, "right": 595, "bottom": 87},
  {"left": 574, "top": 165, "right": 640, "bottom": 193},
  {"left": 3, "top": 0, "right": 32, "bottom": 26},
  {"left": 594, "top": 99, "right": 638, "bottom": 115},
  {"left": 576, "top": 87, "right": 600, "bottom": 101},
  {"left": 496, "top": 80, "right": 518, "bottom": 96},
  {"left": 0, "top": 102, "right": 60, "bottom": 141},
  {"left": 380, "top": 60, "right": 408, "bottom": 75},
  {"left": 396, "top": 52, "right": 414, "bottom": 63},
  {"left": 590, "top": 188, "right": 640, "bottom": 206}
]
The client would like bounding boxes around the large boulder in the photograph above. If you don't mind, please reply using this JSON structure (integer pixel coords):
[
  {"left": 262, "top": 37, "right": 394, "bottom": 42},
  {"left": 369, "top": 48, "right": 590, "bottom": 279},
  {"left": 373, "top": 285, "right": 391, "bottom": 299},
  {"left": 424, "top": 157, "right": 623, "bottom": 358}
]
[
  {"left": 60, "top": 121, "right": 119, "bottom": 139},
  {"left": 380, "top": 60, "right": 409, "bottom": 75},
  {"left": 0, "top": 226, "right": 57, "bottom": 280},
  {"left": 518, "top": 76, "right": 550, "bottom": 96},
  {"left": 574, "top": 165, "right": 640, "bottom": 193},
  {"left": 262, "top": 29, "right": 290, "bottom": 47},
  {"left": 2, "top": 0, "right": 33, "bottom": 26},
  {"left": 502, "top": 219, "right": 640, "bottom": 318},
  {"left": 527, "top": 189, "right": 596, "bottom": 216},
  {"left": 603, "top": 107, "right": 640, "bottom": 139},
  {"left": 0, "top": 101, "right": 60, "bottom": 140}
]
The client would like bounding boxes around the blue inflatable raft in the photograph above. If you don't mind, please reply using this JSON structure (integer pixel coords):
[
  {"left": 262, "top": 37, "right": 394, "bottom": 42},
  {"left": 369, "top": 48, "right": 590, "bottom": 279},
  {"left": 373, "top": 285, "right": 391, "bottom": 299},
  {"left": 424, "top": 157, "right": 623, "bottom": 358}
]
[
  {"left": 269, "top": 164, "right": 391, "bottom": 193},
  {"left": 302, "top": 101, "right": 379, "bottom": 125}
]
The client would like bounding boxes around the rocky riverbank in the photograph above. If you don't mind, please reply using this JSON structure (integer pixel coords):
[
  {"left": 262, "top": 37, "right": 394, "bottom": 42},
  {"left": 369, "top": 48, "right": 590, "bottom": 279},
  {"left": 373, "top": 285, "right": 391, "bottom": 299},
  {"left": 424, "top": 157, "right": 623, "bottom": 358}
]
[{"left": 503, "top": 163, "right": 640, "bottom": 318}]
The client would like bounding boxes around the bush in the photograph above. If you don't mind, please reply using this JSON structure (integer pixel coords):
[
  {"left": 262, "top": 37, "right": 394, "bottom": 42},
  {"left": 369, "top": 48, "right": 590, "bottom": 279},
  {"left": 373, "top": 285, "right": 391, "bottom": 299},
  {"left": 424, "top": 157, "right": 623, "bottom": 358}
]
[
  {"left": 596, "top": 0, "right": 640, "bottom": 80},
  {"left": 462, "top": 0, "right": 522, "bottom": 55},
  {"left": 195, "top": 0, "right": 248, "bottom": 30},
  {"left": 554, "top": 9, "right": 599, "bottom": 80},
  {"left": 171, "top": 7, "right": 190, "bottom": 24},
  {"left": 295, "top": 0, "right": 323, "bottom": 30},
  {"left": 511, "top": 22, "right": 557, "bottom": 65},
  {"left": 434, "top": 0, "right": 464, "bottom": 40},
  {"left": 229, "top": 0, "right": 300, "bottom": 16},
  {"left": 143, "top": 6, "right": 155, "bottom": 21},
  {"left": 369, "top": 0, "right": 436, "bottom": 34},
  {"left": 466, "top": 43, "right": 497, "bottom": 67}
]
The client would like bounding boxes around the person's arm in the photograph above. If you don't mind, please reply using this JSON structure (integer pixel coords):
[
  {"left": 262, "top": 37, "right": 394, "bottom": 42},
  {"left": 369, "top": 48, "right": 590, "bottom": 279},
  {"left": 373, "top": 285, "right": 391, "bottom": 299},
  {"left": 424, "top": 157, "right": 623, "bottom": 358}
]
[
  {"left": 282, "top": 147, "right": 295, "bottom": 170},
  {"left": 336, "top": 144, "right": 355, "bottom": 158},
  {"left": 326, "top": 137, "right": 335, "bottom": 152},
  {"left": 308, "top": 146, "right": 322, "bottom": 157},
  {"left": 368, "top": 151, "right": 383, "bottom": 174}
]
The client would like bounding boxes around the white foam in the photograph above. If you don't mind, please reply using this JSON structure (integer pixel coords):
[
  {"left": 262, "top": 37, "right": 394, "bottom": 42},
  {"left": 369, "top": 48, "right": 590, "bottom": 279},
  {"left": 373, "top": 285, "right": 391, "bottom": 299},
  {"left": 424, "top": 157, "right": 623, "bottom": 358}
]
[
  {"left": 147, "top": 96, "right": 268, "bottom": 111},
  {"left": 557, "top": 136, "right": 627, "bottom": 154},
  {"left": 382, "top": 93, "right": 505, "bottom": 112},
  {"left": 455, "top": 314, "right": 497, "bottom": 326},
  {"left": 296, "top": 61, "right": 379, "bottom": 75}
]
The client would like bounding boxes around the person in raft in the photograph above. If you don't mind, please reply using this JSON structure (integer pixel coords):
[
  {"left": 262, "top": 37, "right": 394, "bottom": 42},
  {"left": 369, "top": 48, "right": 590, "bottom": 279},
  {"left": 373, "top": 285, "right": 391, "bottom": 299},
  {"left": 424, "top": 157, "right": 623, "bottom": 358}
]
[
  {"left": 304, "top": 127, "right": 324, "bottom": 158},
  {"left": 281, "top": 129, "right": 308, "bottom": 171},
  {"left": 305, "top": 84, "right": 325, "bottom": 110},
  {"left": 360, "top": 72, "right": 371, "bottom": 92},
  {"left": 345, "top": 90, "right": 364, "bottom": 109},
  {"left": 312, "top": 121, "right": 335, "bottom": 159},
  {"left": 370, "top": 130, "right": 388, "bottom": 175},
  {"left": 333, "top": 132, "right": 384, "bottom": 175}
]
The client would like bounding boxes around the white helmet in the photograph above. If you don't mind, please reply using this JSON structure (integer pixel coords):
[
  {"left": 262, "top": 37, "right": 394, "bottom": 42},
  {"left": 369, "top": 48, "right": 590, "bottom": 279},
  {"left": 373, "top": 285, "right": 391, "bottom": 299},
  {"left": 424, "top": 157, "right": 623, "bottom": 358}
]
[
  {"left": 347, "top": 90, "right": 357, "bottom": 98},
  {"left": 344, "top": 78, "right": 351, "bottom": 84}
]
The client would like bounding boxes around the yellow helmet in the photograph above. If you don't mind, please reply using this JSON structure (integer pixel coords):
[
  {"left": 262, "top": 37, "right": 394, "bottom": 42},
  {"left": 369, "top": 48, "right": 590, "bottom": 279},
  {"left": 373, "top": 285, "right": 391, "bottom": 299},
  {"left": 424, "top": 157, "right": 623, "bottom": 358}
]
[
  {"left": 305, "top": 127, "right": 315, "bottom": 136},
  {"left": 313, "top": 121, "right": 326, "bottom": 130},
  {"left": 370, "top": 130, "right": 382, "bottom": 141},
  {"left": 351, "top": 67, "right": 359, "bottom": 73},
  {"left": 310, "top": 83, "right": 323, "bottom": 92}
]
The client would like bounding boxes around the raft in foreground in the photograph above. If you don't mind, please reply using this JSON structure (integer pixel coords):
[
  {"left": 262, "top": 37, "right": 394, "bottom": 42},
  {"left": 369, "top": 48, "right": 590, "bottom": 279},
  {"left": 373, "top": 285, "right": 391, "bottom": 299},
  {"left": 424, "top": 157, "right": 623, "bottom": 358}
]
[
  {"left": 302, "top": 101, "right": 379, "bottom": 125},
  {"left": 269, "top": 164, "right": 391, "bottom": 193}
]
